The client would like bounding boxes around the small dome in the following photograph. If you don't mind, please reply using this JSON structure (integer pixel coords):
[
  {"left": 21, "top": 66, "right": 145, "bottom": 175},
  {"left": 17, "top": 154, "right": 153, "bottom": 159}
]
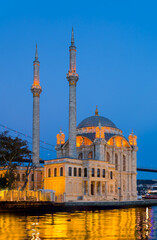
[{"left": 77, "top": 115, "right": 117, "bottom": 129}]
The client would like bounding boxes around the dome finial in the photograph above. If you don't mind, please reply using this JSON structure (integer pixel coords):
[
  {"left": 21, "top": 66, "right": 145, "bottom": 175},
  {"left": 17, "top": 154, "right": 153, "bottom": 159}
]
[{"left": 95, "top": 105, "right": 99, "bottom": 116}]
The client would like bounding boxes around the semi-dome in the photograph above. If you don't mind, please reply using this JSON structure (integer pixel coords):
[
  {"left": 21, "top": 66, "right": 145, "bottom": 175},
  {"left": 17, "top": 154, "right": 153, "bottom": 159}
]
[{"left": 77, "top": 115, "right": 117, "bottom": 129}]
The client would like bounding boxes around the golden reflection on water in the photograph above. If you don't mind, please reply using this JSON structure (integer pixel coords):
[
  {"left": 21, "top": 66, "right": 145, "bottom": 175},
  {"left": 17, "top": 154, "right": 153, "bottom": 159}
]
[{"left": 0, "top": 207, "right": 154, "bottom": 240}]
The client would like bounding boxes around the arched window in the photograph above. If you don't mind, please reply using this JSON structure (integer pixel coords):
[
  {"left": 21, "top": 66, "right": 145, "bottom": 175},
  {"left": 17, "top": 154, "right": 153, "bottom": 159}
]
[
  {"left": 123, "top": 155, "right": 126, "bottom": 171},
  {"left": 110, "top": 171, "right": 113, "bottom": 179},
  {"left": 31, "top": 174, "right": 34, "bottom": 181},
  {"left": 115, "top": 153, "right": 118, "bottom": 170},
  {"left": 78, "top": 168, "right": 81, "bottom": 177},
  {"left": 88, "top": 151, "right": 93, "bottom": 159},
  {"left": 92, "top": 168, "right": 95, "bottom": 177},
  {"left": 84, "top": 168, "right": 87, "bottom": 177},
  {"left": 106, "top": 152, "right": 110, "bottom": 162},
  {"left": 60, "top": 167, "right": 63, "bottom": 176},
  {"left": 22, "top": 174, "right": 25, "bottom": 181},
  {"left": 54, "top": 168, "right": 57, "bottom": 177},
  {"left": 48, "top": 168, "right": 51, "bottom": 177},
  {"left": 78, "top": 153, "right": 83, "bottom": 159},
  {"left": 97, "top": 169, "right": 100, "bottom": 177},
  {"left": 68, "top": 167, "right": 72, "bottom": 176},
  {"left": 102, "top": 169, "right": 105, "bottom": 178},
  {"left": 17, "top": 173, "right": 20, "bottom": 181}
]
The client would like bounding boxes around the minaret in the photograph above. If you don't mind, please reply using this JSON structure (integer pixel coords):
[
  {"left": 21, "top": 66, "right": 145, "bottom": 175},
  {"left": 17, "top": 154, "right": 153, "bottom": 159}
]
[
  {"left": 31, "top": 45, "right": 42, "bottom": 166},
  {"left": 66, "top": 28, "right": 79, "bottom": 158}
]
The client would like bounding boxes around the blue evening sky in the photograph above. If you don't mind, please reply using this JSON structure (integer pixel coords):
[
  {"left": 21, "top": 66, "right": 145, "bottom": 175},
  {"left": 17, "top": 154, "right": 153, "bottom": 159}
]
[{"left": 0, "top": 0, "right": 157, "bottom": 179}]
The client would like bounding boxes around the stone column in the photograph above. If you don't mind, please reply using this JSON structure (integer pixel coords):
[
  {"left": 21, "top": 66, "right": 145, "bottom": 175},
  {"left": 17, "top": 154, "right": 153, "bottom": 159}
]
[
  {"left": 88, "top": 181, "right": 91, "bottom": 196},
  {"left": 105, "top": 182, "right": 108, "bottom": 199},
  {"left": 100, "top": 181, "right": 102, "bottom": 195},
  {"left": 94, "top": 138, "right": 106, "bottom": 160},
  {"left": 94, "top": 181, "right": 97, "bottom": 196}
]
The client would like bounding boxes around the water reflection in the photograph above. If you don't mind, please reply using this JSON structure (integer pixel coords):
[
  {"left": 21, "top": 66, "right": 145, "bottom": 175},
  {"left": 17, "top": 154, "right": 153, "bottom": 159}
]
[{"left": 0, "top": 207, "right": 156, "bottom": 240}]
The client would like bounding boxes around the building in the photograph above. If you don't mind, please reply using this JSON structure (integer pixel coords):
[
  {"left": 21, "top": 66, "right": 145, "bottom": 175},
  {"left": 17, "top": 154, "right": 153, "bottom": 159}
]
[{"left": 44, "top": 29, "right": 138, "bottom": 202}]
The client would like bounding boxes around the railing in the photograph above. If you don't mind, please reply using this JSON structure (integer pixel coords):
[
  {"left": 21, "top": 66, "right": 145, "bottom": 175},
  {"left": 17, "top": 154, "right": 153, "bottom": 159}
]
[{"left": 0, "top": 190, "right": 55, "bottom": 202}]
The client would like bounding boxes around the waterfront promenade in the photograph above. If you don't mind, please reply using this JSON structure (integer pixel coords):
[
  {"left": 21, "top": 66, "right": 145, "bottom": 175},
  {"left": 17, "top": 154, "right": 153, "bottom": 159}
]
[{"left": 0, "top": 199, "right": 157, "bottom": 212}]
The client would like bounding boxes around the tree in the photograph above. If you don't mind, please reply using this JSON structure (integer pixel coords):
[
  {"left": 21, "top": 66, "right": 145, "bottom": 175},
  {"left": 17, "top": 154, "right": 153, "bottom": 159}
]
[
  {"left": 0, "top": 177, "right": 8, "bottom": 189},
  {"left": 20, "top": 158, "right": 33, "bottom": 191},
  {"left": 0, "top": 131, "right": 32, "bottom": 189}
]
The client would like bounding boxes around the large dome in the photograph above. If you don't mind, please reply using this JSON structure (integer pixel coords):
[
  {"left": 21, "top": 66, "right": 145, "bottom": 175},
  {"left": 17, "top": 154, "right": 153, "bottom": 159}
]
[{"left": 77, "top": 115, "right": 117, "bottom": 129}]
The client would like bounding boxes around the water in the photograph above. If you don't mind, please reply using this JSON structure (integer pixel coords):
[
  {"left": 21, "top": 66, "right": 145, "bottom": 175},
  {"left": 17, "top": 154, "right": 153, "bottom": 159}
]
[{"left": 0, "top": 207, "right": 157, "bottom": 240}]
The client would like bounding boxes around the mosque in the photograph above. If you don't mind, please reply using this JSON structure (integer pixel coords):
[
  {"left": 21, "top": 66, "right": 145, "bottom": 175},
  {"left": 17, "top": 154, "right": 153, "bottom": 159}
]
[
  {"left": 0, "top": 29, "right": 138, "bottom": 202},
  {"left": 43, "top": 29, "right": 138, "bottom": 202}
]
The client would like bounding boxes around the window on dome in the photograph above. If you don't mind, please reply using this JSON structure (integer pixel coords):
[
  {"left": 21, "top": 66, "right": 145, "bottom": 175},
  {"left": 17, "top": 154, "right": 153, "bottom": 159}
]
[{"left": 88, "top": 151, "right": 93, "bottom": 159}]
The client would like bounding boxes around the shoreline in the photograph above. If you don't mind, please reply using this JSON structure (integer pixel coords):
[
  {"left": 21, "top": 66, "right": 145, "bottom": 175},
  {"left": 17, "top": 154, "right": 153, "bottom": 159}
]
[{"left": 0, "top": 200, "right": 157, "bottom": 213}]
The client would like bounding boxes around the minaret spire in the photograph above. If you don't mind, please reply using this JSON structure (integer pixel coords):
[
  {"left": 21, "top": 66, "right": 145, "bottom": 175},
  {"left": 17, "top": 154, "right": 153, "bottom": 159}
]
[
  {"left": 67, "top": 28, "right": 79, "bottom": 158},
  {"left": 31, "top": 45, "right": 42, "bottom": 167},
  {"left": 71, "top": 27, "right": 75, "bottom": 46},
  {"left": 35, "top": 43, "right": 38, "bottom": 60}
]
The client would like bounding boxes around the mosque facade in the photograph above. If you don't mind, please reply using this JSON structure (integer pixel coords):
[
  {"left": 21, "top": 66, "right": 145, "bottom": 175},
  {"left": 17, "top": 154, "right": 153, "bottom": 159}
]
[{"left": 44, "top": 29, "right": 138, "bottom": 202}]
